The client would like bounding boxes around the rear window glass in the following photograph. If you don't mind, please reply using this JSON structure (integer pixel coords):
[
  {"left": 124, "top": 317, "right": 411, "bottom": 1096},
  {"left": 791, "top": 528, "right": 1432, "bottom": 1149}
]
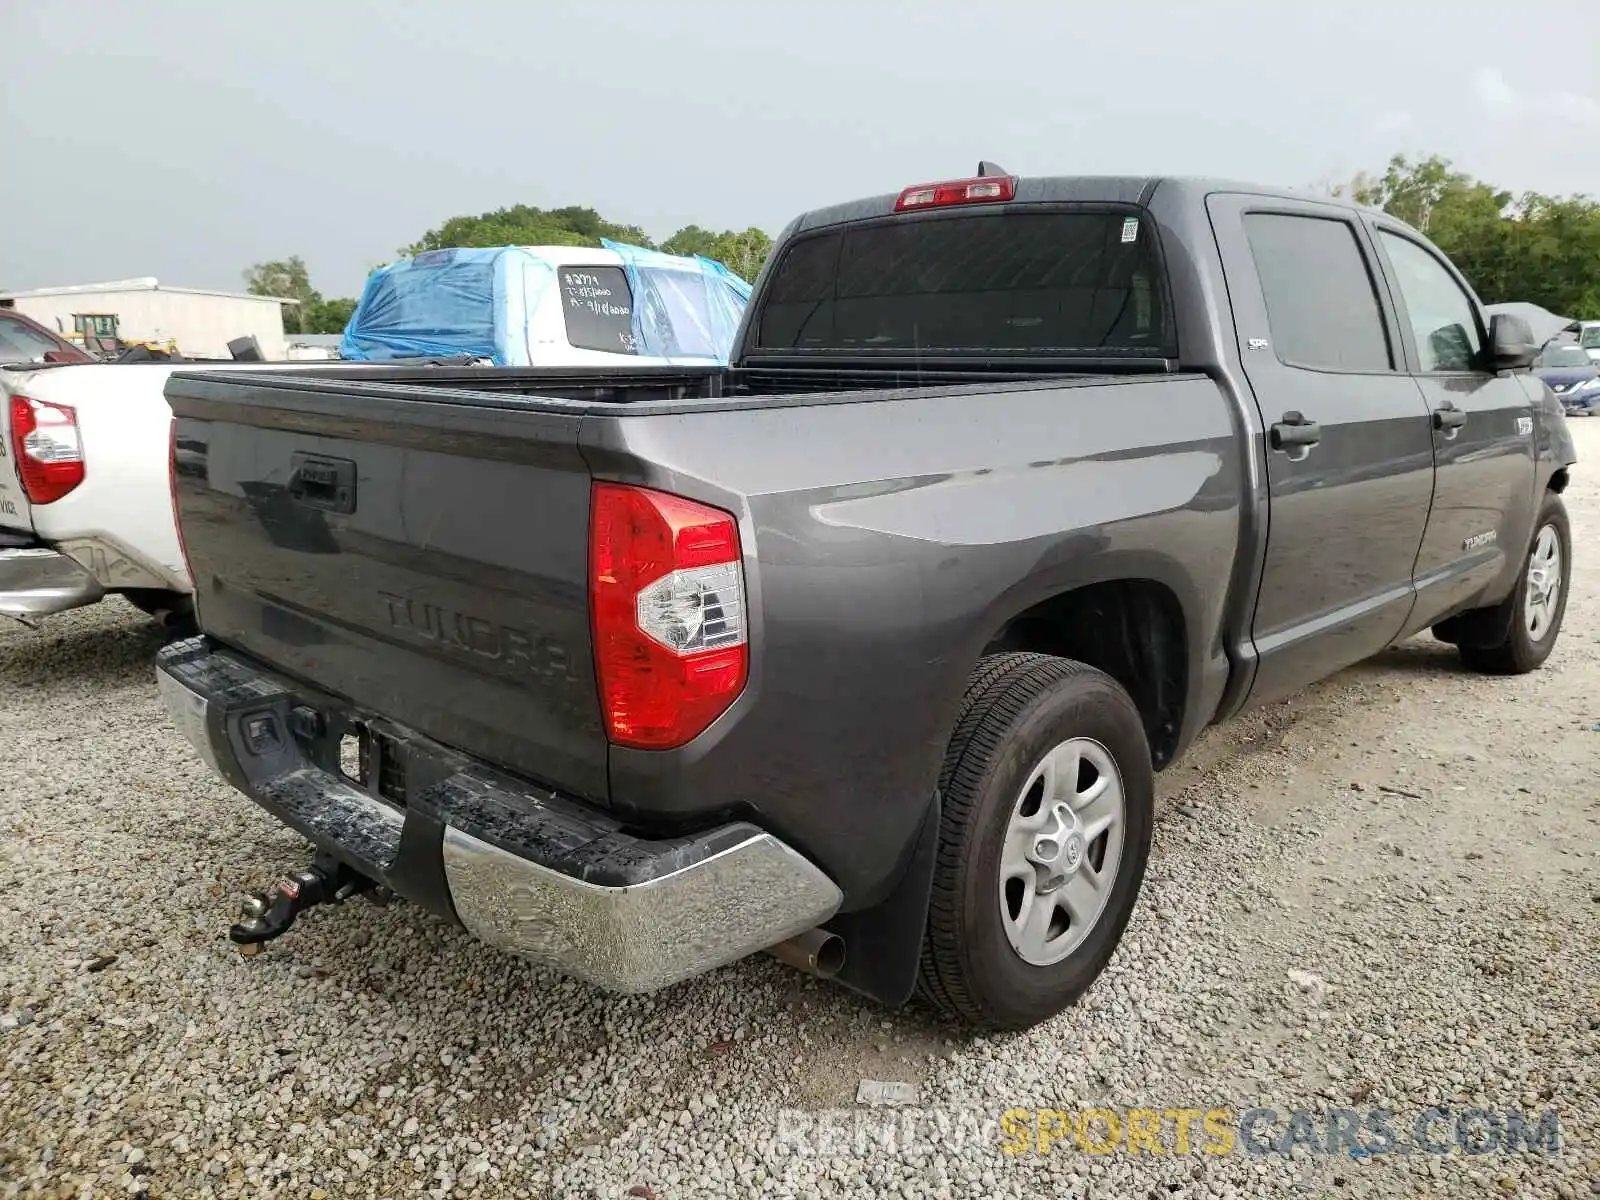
[
  {"left": 559, "top": 266, "right": 638, "bottom": 355},
  {"left": 753, "top": 210, "right": 1173, "bottom": 355},
  {"left": 0, "top": 316, "right": 69, "bottom": 364}
]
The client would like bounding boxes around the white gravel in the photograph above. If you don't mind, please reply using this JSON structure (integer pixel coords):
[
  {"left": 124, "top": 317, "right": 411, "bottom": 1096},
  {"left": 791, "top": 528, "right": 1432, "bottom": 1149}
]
[{"left": 3, "top": 423, "right": 1598, "bottom": 1200}]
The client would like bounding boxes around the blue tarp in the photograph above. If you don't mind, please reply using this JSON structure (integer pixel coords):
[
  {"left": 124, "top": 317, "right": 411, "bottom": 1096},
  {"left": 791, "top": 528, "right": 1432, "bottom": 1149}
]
[
  {"left": 340, "top": 243, "right": 751, "bottom": 365},
  {"left": 600, "top": 240, "right": 752, "bottom": 360}
]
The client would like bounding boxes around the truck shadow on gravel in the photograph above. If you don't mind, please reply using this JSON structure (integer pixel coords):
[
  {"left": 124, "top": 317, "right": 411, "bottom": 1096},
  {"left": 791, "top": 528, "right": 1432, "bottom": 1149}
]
[
  {"left": 226, "top": 883, "right": 956, "bottom": 1143},
  {"left": 0, "top": 607, "right": 166, "bottom": 691},
  {"left": 1347, "top": 638, "right": 1473, "bottom": 677}
]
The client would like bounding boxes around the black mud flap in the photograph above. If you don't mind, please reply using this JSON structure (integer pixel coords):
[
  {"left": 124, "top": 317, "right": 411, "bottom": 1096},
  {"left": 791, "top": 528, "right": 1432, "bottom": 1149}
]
[{"left": 825, "top": 791, "right": 941, "bottom": 1008}]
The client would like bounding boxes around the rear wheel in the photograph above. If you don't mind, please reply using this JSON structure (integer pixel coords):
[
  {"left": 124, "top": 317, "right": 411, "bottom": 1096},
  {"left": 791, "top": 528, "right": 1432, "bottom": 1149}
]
[
  {"left": 917, "top": 653, "right": 1154, "bottom": 1030},
  {"left": 1458, "top": 493, "right": 1570, "bottom": 675}
]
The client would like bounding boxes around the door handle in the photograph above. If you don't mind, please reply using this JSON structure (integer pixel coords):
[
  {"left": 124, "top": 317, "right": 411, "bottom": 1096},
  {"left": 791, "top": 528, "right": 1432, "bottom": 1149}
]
[
  {"left": 1433, "top": 404, "right": 1467, "bottom": 431},
  {"left": 288, "top": 453, "right": 357, "bottom": 514},
  {"left": 1270, "top": 411, "right": 1322, "bottom": 452}
]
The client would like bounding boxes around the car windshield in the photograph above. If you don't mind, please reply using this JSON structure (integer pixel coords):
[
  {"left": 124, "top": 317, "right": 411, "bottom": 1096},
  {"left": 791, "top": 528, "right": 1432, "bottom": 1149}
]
[
  {"left": 1540, "top": 346, "right": 1593, "bottom": 368},
  {"left": 1581, "top": 326, "right": 1600, "bottom": 349}
]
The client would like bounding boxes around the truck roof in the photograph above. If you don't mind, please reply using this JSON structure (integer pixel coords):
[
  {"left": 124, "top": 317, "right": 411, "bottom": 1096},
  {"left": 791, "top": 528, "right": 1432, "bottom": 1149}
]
[{"left": 784, "top": 174, "right": 1383, "bottom": 236}]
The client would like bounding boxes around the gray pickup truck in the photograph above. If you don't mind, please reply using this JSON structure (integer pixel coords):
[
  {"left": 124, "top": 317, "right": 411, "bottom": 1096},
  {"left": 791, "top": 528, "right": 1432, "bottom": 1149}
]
[{"left": 156, "top": 171, "right": 1576, "bottom": 1031}]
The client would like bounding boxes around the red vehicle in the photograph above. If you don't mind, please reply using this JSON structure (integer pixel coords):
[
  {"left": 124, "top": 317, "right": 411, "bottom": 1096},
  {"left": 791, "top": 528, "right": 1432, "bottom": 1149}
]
[{"left": 0, "top": 310, "right": 94, "bottom": 365}]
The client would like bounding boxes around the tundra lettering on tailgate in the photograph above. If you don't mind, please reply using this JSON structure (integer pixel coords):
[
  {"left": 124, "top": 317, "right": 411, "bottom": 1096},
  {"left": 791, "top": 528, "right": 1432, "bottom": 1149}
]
[{"left": 378, "top": 590, "right": 579, "bottom": 681}]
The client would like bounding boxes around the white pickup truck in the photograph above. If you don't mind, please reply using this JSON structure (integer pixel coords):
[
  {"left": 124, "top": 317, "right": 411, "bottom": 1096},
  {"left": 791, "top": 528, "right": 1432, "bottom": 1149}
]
[
  {"left": 2, "top": 359, "right": 504, "bottom": 629},
  {"left": 0, "top": 358, "right": 733, "bottom": 631},
  {"left": 1, "top": 360, "right": 225, "bottom": 629}
]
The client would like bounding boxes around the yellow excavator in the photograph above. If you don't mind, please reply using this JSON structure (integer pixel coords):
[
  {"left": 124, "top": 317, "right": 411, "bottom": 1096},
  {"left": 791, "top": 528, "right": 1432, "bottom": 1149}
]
[{"left": 60, "top": 329, "right": 183, "bottom": 360}]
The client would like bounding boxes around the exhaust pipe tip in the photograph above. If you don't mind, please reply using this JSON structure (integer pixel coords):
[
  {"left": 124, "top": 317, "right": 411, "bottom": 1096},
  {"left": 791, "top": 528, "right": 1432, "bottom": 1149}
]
[{"left": 766, "top": 927, "right": 845, "bottom": 979}]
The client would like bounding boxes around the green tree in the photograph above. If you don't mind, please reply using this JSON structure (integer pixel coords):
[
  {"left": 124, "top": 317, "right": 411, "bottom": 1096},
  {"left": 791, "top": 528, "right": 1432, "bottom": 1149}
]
[
  {"left": 707, "top": 227, "right": 773, "bottom": 283},
  {"left": 304, "top": 296, "right": 358, "bottom": 335},
  {"left": 1345, "top": 154, "right": 1600, "bottom": 317},
  {"left": 243, "top": 256, "right": 320, "bottom": 333},
  {"left": 661, "top": 224, "right": 773, "bottom": 282},
  {"left": 401, "top": 205, "right": 655, "bottom": 256},
  {"left": 660, "top": 224, "right": 720, "bottom": 257},
  {"left": 401, "top": 207, "right": 775, "bottom": 283}
]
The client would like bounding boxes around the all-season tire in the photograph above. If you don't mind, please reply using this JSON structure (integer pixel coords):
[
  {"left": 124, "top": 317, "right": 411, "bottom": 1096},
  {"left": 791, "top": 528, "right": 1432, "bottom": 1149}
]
[
  {"left": 1458, "top": 493, "right": 1571, "bottom": 675},
  {"left": 916, "top": 653, "right": 1154, "bottom": 1030}
]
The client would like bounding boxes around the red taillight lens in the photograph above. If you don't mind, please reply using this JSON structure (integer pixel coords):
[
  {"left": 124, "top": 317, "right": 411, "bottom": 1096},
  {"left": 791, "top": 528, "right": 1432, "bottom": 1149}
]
[
  {"left": 8, "top": 394, "right": 85, "bottom": 504},
  {"left": 894, "top": 175, "right": 1017, "bottom": 212},
  {"left": 590, "top": 482, "right": 748, "bottom": 750}
]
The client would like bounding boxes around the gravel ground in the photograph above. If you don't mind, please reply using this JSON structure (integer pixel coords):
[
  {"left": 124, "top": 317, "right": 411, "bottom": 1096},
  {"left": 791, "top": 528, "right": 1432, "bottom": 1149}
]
[{"left": 3, "top": 424, "right": 1598, "bottom": 1200}]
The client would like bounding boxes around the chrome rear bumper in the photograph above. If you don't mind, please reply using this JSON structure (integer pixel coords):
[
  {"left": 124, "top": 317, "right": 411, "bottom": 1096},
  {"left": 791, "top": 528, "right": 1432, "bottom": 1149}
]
[
  {"left": 0, "top": 546, "right": 104, "bottom": 621},
  {"left": 442, "top": 826, "right": 841, "bottom": 992},
  {"left": 155, "top": 638, "right": 842, "bottom": 992}
]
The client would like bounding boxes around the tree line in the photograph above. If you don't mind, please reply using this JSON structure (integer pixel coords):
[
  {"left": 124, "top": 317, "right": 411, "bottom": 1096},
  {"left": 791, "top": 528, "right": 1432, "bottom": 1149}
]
[
  {"left": 1333, "top": 155, "right": 1600, "bottom": 319},
  {"left": 247, "top": 156, "right": 1600, "bottom": 335}
]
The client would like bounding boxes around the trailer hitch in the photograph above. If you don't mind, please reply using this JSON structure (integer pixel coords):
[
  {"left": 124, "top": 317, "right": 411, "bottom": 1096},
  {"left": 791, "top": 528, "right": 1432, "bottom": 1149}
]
[{"left": 228, "top": 853, "right": 381, "bottom": 957}]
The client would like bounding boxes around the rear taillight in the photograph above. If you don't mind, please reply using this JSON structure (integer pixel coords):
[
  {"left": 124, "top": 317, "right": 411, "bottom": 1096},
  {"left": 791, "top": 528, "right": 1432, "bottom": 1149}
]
[
  {"left": 894, "top": 175, "right": 1017, "bottom": 212},
  {"left": 590, "top": 482, "right": 748, "bottom": 750},
  {"left": 8, "top": 394, "right": 85, "bottom": 504}
]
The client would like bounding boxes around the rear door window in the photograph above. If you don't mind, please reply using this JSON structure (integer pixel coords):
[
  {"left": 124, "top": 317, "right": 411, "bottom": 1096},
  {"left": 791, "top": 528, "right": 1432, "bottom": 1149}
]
[
  {"left": 1243, "top": 213, "right": 1393, "bottom": 372},
  {"left": 753, "top": 210, "right": 1172, "bottom": 355}
]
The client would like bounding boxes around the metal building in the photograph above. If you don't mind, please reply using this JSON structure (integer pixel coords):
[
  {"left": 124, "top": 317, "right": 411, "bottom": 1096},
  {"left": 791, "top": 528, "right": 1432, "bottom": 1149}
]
[{"left": 0, "top": 278, "right": 296, "bottom": 360}]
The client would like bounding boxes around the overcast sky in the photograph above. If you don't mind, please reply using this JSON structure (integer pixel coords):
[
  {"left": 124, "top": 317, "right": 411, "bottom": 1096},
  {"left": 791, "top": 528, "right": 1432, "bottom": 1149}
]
[{"left": 3, "top": 0, "right": 1596, "bottom": 297}]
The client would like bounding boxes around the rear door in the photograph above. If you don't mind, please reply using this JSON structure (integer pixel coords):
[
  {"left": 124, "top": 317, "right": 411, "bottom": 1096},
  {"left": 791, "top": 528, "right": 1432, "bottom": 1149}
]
[
  {"left": 1207, "top": 195, "right": 1435, "bottom": 705},
  {"left": 1367, "top": 224, "right": 1537, "bottom": 624}
]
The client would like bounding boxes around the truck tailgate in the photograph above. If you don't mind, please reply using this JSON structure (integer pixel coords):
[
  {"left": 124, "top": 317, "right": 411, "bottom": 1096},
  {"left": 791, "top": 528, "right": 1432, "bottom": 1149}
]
[{"left": 167, "top": 374, "right": 608, "bottom": 803}]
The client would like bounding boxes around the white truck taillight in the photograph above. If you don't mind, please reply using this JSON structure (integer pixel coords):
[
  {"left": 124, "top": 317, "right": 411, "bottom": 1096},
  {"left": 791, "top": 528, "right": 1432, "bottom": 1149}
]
[
  {"left": 590, "top": 482, "right": 748, "bottom": 750},
  {"left": 8, "top": 394, "right": 85, "bottom": 504}
]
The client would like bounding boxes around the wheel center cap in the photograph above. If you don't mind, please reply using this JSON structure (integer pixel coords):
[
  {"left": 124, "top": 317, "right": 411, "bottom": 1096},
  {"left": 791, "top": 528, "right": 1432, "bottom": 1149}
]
[{"left": 1061, "top": 831, "right": 1085, "bottom": 870}]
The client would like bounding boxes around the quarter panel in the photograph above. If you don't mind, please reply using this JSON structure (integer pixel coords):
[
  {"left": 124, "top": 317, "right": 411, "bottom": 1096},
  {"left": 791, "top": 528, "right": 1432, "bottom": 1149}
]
[{"left": 586, "top": 376, "right": 1244, "bottom": 904}]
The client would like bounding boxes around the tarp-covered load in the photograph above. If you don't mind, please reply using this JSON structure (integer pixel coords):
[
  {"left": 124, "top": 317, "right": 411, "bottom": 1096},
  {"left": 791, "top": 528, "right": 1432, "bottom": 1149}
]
[{"left": 339, "top": 242, "right": 752, "bottom": 365}]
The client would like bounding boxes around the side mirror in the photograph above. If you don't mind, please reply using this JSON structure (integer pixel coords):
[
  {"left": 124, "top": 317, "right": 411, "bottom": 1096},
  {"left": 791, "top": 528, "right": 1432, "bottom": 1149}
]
[{"left": 1487, "top": 313, "right": 1540, "bottom": 371}]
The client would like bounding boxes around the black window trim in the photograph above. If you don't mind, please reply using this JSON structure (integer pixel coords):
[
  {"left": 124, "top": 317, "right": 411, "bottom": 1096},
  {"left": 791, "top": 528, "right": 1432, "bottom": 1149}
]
[
  {"left": 1367, "top": 221, "right": 1491, "bottom": 378},
  {"left": 744, "top": 201, "right": 1182, "bottom": 369},
  {"left": 1239, "top": 204, "right": 1400, "bottom": 378}
]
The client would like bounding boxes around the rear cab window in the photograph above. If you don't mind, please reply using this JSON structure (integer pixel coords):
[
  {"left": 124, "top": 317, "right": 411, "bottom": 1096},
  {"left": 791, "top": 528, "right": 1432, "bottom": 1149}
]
[
  {"left": 558, "top": 267, "right": 637, "bottom": 355},
  {"left": 752, "top": 209, "right": 1174, "bottom": 357}
]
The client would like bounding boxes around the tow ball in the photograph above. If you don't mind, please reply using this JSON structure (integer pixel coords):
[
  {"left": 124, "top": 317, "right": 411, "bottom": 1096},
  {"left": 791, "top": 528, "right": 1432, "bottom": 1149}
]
[{"left": 228, "top": 853, "right": 382, "bottom": 957}]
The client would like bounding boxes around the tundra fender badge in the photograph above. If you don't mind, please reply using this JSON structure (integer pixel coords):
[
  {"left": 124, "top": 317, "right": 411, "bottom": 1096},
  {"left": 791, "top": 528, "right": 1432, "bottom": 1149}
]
[{"left": 1462, "top": 530, "right": 1498, "bottom": 552}]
